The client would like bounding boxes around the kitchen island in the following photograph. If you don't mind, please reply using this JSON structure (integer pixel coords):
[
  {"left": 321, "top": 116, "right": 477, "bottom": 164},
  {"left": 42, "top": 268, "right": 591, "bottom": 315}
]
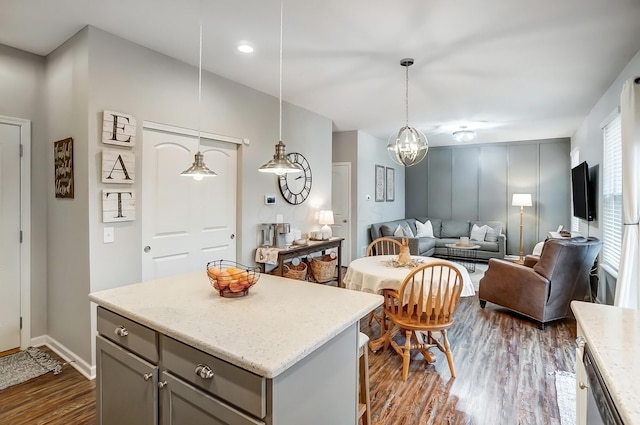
[
  {"left": 89, "top": 271, "right": 382, "bottom": 425},
  {"left": 571, "top": 301, "right": 640, "bottom": 424}
]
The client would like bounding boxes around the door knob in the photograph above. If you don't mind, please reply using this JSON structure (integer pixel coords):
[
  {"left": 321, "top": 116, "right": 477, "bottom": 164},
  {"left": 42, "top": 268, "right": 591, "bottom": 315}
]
[
  {"left": 343, "top": 219, "right": 347, "bottom": 223},
  {"left": 230, "top": 234, "right": 235, "bottom": 240},
  {"left": 144, "top": 246, "right": 151, "bottom": 253}
]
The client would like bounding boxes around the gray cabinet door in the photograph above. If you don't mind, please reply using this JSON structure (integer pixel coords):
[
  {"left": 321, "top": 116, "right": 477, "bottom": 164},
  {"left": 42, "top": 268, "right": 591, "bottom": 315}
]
[
  {"left": 159, "top": 372, "right": 263, "bottom": 425},
  {"left": 97, "top": 335, "right": 158, "bottom": 425}
]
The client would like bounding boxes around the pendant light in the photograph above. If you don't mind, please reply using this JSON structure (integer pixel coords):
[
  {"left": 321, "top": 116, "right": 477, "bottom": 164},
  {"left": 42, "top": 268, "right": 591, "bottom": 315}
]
[
  {"left": 387, "top": 58, "right": 429, "bottom": 167},
  {"left": 258, "top": 0, "right": 302, "bottom": 176},
  {"left": 180, "top": 5, "right": 217, "bottom": 180}
]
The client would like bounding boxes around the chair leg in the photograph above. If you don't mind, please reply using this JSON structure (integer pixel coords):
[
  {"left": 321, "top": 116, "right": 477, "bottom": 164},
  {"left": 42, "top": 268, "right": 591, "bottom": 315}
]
[
  {"left": 479, "top": 300, "right": 486, "bottom": 308},
  {"left": 358, "top": 346, "right": 371, "bottom": 425},
  {"left": 442, "top": 330, "right": 456, "bottom": 378},
  {"left": 402, "top": 330, "right": 411, "bottom": 381}
]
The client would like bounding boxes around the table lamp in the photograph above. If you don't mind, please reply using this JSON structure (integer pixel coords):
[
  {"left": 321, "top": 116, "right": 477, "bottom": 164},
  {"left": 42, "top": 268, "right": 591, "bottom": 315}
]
[
  {"left": 512, "top": 193, "right": 532, "bottom": 263},
  {"left": 318, "top": 210, "right": 334, "bottom": 240}
]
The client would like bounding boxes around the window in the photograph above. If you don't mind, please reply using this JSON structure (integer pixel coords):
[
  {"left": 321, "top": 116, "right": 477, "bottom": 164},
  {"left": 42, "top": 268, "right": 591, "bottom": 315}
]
[
  {"left": 602, "top": 113, "right": 622, "bottom": 271},
  {"left": 570, "top": 149, "right": 580, "bottom": 232}
]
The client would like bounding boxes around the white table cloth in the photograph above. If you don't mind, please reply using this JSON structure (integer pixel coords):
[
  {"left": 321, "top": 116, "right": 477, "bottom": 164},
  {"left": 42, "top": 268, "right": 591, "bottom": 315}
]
[{"left": 343, "top": 255, "right": 476, "bottom": 297}]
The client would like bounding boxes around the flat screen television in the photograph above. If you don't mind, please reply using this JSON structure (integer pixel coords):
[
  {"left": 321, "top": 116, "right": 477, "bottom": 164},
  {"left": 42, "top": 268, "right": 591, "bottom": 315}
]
[{"left": 571, "top": 161, "right": 594, "bottom": 221}]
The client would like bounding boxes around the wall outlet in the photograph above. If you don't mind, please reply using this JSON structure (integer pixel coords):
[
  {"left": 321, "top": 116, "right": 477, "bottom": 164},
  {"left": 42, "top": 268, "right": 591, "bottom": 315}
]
[{"left": 104, "top": 227, "right": 114, "bottom": 243}]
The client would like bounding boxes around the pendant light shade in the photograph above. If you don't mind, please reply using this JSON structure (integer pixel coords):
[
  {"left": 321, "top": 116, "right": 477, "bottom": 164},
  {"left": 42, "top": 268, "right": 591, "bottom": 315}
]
[
  {"left": 387, "top": 58, "right": 428, "bottom": 167},
  {"left": 180, "top": 5, "right": 216, "bottom": 179},
  {"left": 258, "top": 0, "right": 301, "bottom": 176}
]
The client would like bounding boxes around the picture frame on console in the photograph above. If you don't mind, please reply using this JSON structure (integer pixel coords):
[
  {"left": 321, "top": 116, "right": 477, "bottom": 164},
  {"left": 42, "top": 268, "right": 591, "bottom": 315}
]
[{"left": 375, "top": 164, "right": 385, "bottom": 202}]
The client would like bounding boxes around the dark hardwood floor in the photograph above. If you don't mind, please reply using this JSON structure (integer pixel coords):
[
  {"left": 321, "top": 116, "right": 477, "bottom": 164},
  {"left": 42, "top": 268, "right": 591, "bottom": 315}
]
[
  {"left": 0, "top": 347, "right": 96, "bottom": 425},
  {"left": 0, "top": 294, "right": 575, "bottom": 425}
]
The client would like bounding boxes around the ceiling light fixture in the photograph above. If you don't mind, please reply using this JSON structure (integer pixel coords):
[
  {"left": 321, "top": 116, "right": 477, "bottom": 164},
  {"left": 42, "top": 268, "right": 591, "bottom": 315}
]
[
  {"left": 237, "top": 43, "right": 254, "bottom": 54},
  {"left": 387, "top": 58, "right": 429, "bottom": 167},
  {"left": 258, "top": 0, "right": 301, "bottom": 176},
  {"left": 180, "top": 3, "right": 216, "bottom": 180},
  {"left": 452, "top": 126, "right": 476, "bottom": 142}
]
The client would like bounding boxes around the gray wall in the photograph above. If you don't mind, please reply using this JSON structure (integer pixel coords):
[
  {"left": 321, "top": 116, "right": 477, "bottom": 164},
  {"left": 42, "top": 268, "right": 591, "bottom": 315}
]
[
  {"left": 45, "top": 28, "right": 92, "bottom": 362},
  {"left": 333, "top": 130, "right": 405, "bottom": 258},
  {"left": 406, "top": 139, "right": 571, "bottom": 256},
  {"left": 0, "top": 44, "right": 47, "bottom": 338},
  {"left": 572, "top": 47, "right": 640, "bottom": 303}
]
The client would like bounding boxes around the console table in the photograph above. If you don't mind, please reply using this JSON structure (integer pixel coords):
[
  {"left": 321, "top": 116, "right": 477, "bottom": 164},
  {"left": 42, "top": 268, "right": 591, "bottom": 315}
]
[{"left": 257, "top": 238, "right": 344, "bottom": 287}]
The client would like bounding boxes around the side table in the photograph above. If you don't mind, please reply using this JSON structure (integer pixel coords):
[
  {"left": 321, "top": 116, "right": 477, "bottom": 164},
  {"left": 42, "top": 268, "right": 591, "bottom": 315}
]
[{"left": 444, "top": 243, "right": 480, "bottom": 272}]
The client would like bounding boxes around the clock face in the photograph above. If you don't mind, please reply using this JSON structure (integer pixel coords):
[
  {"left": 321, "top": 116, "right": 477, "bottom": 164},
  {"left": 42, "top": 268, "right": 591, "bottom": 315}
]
[{"left": 278, "top": 152, "right": 312, "bottom": 205}]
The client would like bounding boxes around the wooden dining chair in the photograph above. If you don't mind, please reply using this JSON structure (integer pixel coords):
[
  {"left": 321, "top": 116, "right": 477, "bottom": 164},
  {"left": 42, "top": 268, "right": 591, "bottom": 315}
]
[
  {"left": 365, "top": 237, "right": 403, "bottom": 328},
  {"left": 381, "top": 262, "right": 464, "bottom": 380},
  {"left": 366, "top": 237, "right": 403, "bottom": 256}
]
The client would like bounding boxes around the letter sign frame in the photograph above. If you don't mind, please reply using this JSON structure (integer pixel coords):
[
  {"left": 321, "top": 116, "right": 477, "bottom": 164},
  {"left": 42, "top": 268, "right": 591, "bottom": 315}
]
[
  {"left": 102, "top": 149, "right": 135, "bottom": 184},
  {"left": 102, "top": 110, "right": 136, "bottom": 147},
  {"left": 102, "top": 189, "right": 136, "bottom": 223}
]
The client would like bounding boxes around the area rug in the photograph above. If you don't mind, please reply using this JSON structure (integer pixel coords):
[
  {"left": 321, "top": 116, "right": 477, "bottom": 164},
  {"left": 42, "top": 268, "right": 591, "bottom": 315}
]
[
  {"left": 0, "top": 347, "right": 62, "bottom": 390},
  {"left": 555, "top": 371, "right": 576, "bottom": 425},
  {"left": 468, "top": 263, "right": 488, "bottom": 291}
]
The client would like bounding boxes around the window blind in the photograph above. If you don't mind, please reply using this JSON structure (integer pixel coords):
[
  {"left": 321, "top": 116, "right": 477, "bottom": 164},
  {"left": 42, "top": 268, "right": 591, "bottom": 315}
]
[{"left": 602, "top": 114, "right": 622, "bottom": 271}]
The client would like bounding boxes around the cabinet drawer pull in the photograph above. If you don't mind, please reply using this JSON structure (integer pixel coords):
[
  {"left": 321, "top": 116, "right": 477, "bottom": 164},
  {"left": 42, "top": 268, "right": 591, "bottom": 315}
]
[
  {"left": 158, "top": 381, "right": 167, "bottom": 389},
  {"left": 578, "top": 381, "right": 588, "bottom": 390},
  {"left": 114, "top": 326, "right": 129, "bottom": 337},
  {"left": 195, "top": 364, "right": 215, "bottom": 379},
  {"left": 143, "top": 373, "right": 153, "bottom": 381},
  {"left": 575, "top": 336, "right": 585, "bottom": 348}
]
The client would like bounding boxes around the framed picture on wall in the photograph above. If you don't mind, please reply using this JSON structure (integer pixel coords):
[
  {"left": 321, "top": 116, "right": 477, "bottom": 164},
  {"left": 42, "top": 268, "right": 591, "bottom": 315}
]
[
  {"left": 375, "top": 165, "right": 385, "bottom": 202},
  {"left": 386, "top": 167, "right": 395, "bottom": 202}
]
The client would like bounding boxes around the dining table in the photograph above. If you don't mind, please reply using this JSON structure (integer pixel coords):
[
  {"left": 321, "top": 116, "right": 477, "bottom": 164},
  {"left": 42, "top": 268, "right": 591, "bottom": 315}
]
[{"left": 343, "top": 255, "right": 476, "bottom": 351}]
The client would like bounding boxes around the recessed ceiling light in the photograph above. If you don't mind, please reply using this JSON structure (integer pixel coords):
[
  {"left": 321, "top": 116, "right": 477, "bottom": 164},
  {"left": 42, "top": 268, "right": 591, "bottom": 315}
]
[{"left": 237, "top": 43, "right": 254, "bottom": 54}]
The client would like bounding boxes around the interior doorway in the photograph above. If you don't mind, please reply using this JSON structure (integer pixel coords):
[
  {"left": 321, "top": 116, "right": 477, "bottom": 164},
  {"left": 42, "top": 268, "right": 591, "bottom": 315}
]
[
  {"left": 0, "top": 116, "right": 31, "bottom": 351},
  {"left": 332, "top": 162, "right": 352, "bottom": 265}
]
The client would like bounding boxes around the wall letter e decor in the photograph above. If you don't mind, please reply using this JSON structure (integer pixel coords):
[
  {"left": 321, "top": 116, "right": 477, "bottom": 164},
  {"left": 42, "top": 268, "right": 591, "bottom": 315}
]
[
  {"left": 102, "top": 110, "right": 136, "bottom": 147},
  {"left": 54, "top": 137, "right": 74, "bottom": 199},
  {"left": 102, "top": 149, "right": 135, "bottom": 183},
  {"left": 102, "top": 189, "right": 136, "bottom": 223}
]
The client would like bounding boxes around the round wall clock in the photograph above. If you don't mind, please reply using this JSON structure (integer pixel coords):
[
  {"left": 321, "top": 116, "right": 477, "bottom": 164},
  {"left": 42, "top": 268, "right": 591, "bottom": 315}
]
[{"left": 278, "top": 152, "right": 312, "bottom": 205}]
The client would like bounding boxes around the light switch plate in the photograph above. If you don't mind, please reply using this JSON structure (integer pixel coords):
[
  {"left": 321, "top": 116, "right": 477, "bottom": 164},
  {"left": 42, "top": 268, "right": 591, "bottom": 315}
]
[{"left": 104, "top": 227, "right": 114, "bottom": 243}]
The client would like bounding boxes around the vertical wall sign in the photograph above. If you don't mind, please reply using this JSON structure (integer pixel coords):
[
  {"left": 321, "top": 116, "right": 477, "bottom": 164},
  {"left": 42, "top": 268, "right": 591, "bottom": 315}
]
[
  {"left": 54, "top": 137, "right": 74, "bottom": 199},
  {"left": 102, "top": 110, "right": 136, "bottom": 147},
  {"left": 102, "top": 189, "right": 136, "bottom": 222},
  {"left": 102, "top": 149, "right": 135, "bottom": 183},
  {"left": 386, "top": 167, "right": 395, "bottom": 202},
  {"left": 375, "top": 164, "right": 385, "bottom": 202}
]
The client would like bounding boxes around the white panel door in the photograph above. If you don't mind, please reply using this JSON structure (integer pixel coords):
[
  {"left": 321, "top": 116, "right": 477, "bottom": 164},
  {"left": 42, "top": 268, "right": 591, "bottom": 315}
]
[
  {"left": 332, "top": 163, "right": 351, "bottom": 264},
  {"left": 0, "top": 123, "right": 21, "bottom": 352},
  {"left": 142, "top": 128, "right": 237, "bottom": 281}
]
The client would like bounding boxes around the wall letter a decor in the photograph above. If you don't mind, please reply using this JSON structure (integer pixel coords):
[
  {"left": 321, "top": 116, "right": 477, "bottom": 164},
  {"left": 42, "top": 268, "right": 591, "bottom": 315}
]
[{"left": 102, "top": 149, "right": 135, "bottom": 183}]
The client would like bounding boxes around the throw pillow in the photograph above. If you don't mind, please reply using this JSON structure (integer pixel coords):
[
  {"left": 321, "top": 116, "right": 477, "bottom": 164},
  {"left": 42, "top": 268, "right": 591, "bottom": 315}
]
[
  {"left": 484, "top": 224, "right": 503, "bottom": 242},
  {"left": 470, "top": 224, "right": 488, "bottom": 241},
  {"left": 415, "top": 220, "right": 434, "bottom": 238},
  {"left": 393, "top": 223, "right": 414, "bottom": 238}
]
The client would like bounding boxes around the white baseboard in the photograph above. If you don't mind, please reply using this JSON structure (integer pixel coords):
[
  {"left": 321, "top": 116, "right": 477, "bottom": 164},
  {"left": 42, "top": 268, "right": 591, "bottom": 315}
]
[{"left": 31, "top": 334, "right": 95, "bottom": 380}]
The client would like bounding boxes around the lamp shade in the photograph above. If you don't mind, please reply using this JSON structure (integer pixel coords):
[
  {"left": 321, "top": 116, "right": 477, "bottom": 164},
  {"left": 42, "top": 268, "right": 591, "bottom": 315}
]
[
  {"left": 318, "top": 210, "right": 334, "bottom": 225},
  {"left": 512, "top": 193, "right": 532, "bottom": 207}
]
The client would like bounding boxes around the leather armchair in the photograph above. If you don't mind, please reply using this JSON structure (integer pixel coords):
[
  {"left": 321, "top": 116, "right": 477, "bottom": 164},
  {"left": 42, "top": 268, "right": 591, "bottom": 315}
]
[{"left": 478, "top": 237, "right": 601, "bottom": 329}]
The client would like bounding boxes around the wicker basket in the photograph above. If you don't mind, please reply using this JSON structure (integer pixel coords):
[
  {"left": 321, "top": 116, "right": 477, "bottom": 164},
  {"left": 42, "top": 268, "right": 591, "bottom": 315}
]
[
  {"left": 279, "top": 261, "right": 308, "bottom": 281},
  {"left": 309, "top": 254, "right": 338, "bottom": 283}
]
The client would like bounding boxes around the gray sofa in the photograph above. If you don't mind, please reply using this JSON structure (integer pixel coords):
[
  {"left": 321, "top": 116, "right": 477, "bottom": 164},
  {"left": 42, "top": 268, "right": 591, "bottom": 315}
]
[{"left": 369, "top": 217, "right": 506, "bottom": 261}]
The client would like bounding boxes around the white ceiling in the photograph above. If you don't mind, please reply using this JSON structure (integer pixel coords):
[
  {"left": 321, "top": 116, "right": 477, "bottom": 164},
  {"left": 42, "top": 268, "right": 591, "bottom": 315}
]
[{"left": 3, "top": 0, "right": 640, "bottom": 146}]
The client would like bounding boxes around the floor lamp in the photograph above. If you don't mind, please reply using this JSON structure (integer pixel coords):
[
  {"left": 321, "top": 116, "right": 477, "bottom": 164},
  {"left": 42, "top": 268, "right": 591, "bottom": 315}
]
[{"left": 512, "top": 193, "right": 532, "bottom": 263}]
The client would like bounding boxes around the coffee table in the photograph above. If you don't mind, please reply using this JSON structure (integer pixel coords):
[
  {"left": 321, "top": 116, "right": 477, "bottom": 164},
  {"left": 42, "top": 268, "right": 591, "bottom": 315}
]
[{"left": 445, "top": 243, "right": 481, "bottom": 272}]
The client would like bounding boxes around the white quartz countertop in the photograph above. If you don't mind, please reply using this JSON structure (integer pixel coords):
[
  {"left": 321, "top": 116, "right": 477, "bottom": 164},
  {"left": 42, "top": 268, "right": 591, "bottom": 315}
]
[
  {"left": 571, "top": 301, "right": 640, "bottom": 424},
  {"left": 89, "top": 272, "right": 382, "bottom": 378}
]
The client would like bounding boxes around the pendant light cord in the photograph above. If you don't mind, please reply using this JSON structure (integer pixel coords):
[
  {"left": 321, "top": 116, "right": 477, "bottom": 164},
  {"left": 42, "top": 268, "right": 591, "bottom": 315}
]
[
  {"left": 405, "top": 64, "right": 409, "bottom": 127},
  {"left": 278, "top": 0, "right": 283, "bottom": 142},
  {"left": 197, "top": 2, "right": 203, "bottom": 152}
]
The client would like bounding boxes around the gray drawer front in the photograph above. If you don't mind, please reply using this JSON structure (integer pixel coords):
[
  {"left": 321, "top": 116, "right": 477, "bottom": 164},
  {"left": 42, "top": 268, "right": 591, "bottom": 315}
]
[
  {"left": 160, "top": 372, "right": 264, "bottom": 425},
  {"left": 98, "top": 307, "right": 158, "bottom": 363},
  {"left": 160, "top": 335, "right": 265, "bottom": 419}
]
